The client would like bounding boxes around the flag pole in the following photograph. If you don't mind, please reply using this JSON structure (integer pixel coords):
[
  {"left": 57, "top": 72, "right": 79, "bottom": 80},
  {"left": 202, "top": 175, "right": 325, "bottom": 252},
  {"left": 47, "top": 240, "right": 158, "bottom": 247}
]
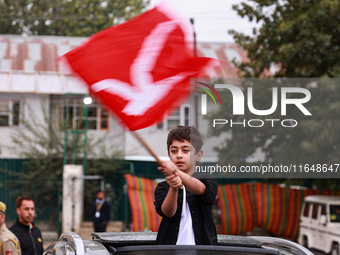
[
  {"left": 132, "top": 131, "right": 182, "bottom": 189},
  {"left": 132, "top": 131, "right": 163, "bottom": 166}
]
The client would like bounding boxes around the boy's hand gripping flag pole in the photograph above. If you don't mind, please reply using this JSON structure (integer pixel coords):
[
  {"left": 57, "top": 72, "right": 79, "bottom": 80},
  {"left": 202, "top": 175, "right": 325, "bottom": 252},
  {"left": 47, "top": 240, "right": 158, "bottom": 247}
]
[{"left": 58, "top": 2, "right": 217, "bottom": 164}]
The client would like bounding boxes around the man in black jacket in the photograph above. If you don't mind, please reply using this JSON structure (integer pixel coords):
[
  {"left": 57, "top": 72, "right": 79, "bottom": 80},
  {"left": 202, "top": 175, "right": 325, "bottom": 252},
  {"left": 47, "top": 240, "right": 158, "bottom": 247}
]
[
  {"left": 92, "top": 190, "right": 111, "bottom": 232},
  {"left": 10, "top": 196, "right": 43, "bottom": 255}
]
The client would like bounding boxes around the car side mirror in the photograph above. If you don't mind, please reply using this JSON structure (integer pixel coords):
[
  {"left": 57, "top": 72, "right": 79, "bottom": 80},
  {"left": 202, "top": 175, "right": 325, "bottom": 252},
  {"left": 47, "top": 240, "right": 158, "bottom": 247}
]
[{"left": 320, "top": 215, "right": 327, "bottom": 225}]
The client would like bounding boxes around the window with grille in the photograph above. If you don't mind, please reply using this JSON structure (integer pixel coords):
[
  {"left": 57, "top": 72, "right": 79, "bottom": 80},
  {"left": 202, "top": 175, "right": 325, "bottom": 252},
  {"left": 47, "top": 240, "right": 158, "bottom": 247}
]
[
  {"left": 157, "top": 104, "right": 190, "bottom": 130},
  {"left": 52, "top": 95, "right": 109, "bottom": 131},
  {"left": 0, "top": 100, "right": 20, "bottom": 126}
]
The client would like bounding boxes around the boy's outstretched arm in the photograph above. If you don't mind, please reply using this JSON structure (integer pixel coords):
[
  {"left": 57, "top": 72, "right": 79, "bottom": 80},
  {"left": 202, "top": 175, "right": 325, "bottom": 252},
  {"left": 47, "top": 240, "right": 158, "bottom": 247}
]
[
  {"left": 161, "top": 173, "right": 182, "bottom": 217},
  {"left": 176, "top": 169, "right": 206, "bottom": 195}
]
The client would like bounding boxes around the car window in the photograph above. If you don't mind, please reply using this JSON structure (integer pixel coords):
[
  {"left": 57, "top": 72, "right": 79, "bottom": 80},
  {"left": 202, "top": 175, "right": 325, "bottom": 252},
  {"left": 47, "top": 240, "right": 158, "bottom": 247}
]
[
  {"left": 311, "top": 204, "right": 319, "bottom": 220},
  {"left": 303, "top": 202, "right": 311, "bottom": 217},
  {"left": 330, "top": 205, "right": 340, "bottom": 222}
]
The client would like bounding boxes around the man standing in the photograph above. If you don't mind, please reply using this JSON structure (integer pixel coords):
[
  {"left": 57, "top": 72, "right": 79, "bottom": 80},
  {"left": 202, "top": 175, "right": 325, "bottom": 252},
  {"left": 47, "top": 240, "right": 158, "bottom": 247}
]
[
  {"left": 10, "top": 197, "right": 43, "bottom": 255},
  {"left": 0, "top": 201, "right": 21, "bottom": 255},
  {"left": 92, "top": 190, "right": 110, "bottom": 232}
]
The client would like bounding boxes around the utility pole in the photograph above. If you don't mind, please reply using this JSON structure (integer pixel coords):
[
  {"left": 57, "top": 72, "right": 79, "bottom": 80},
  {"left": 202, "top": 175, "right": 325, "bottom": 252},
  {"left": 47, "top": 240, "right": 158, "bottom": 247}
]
[{"left": 190, "top": 18, "right": 199, "bottom": 128}]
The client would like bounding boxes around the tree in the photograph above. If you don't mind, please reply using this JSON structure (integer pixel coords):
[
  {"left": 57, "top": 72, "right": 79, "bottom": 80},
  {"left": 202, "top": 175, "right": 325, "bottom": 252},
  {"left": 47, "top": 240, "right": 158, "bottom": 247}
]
[
  {"left": 229, "top": 0, "right": 340, "bottom": 78},
  {"left": 8, "top": 100, "right": 124, "bottom": 226},
  {"left": 207, "top": 0, "right": 340, "bottom": 189},
  {"left": 0, "top": 0, "right": 150, "bottom": 36}
]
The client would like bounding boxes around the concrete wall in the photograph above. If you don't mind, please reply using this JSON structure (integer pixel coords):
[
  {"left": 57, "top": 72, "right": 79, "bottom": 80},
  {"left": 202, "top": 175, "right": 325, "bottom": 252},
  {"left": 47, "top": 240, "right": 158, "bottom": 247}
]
[{"left": 62, "top": 164, "right": 83, "bottom": 233}]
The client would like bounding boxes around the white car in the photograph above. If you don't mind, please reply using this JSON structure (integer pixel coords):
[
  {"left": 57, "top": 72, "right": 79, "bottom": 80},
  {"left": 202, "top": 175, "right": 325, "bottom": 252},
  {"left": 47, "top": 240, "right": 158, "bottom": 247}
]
[{"left": 298, "top": 195, "right": 340, "bottom": 255}]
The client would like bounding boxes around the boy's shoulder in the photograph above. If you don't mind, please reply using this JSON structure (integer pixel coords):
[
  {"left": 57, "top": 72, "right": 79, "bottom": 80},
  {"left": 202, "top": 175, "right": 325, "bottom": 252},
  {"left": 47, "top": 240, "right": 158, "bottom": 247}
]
[
  {"left": 193, "top": 173, "right": 217, "bottom": 181},
  {"left": 194, "top": 174, "right": 218, "bottom": 190},
  {"left": 155, "top": 180, "right": 169, "bottom": 188}
]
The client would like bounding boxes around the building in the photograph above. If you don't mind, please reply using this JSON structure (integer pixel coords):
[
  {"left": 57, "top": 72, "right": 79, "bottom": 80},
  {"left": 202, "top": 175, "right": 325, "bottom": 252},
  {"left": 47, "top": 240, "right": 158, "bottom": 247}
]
[{"left": 0, "top": 34, "right": 246, "bottom": 161}]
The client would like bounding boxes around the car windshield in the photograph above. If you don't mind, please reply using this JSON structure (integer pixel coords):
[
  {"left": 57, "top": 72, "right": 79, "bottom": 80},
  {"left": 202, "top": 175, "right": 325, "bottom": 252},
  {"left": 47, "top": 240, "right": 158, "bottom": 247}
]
[{"left": 329, "top": 205, "right": 340, "bottom": 222}]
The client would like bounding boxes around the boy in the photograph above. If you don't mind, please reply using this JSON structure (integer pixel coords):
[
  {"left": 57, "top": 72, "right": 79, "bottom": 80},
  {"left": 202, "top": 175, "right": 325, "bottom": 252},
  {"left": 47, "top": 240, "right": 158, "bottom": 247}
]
[{"left": 154, "top": 126, "right": 218, "bottom": 245}]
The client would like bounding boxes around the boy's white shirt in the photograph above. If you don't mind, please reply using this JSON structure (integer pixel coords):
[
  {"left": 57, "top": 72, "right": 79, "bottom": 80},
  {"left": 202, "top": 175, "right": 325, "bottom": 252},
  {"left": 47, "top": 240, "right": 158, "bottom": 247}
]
[{"left": 176, "top": 186, "right": 195, "bottom": 245}]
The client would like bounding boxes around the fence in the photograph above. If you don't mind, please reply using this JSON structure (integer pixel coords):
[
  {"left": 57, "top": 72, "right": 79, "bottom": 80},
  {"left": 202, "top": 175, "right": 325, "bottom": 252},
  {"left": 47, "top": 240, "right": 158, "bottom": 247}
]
[
  {"left": 3, "top": 158, "right": 288, "bottom": 237},
  {"left": 1, "top": 181, "right": 61, "bottom": 234},
  {"left": 0, "top": 158, "right": 164, "bottom": 235},
  {"left": 124, "top": 174, "right": 340, "bottom": 240}
]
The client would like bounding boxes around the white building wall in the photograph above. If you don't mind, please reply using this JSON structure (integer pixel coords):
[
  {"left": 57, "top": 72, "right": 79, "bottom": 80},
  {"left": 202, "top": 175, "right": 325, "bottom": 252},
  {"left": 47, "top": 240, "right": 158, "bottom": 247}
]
[
  {"left": 124, "top": 128, "right": 170, "bottom": 160},
  {"left": 0, "top": 77, "right": 126, "bottom": 159},
  {"left": 0, "top": 93, "right": 49, "bottom": 158},
  {"left": 0, "top": 71, "right": 88, "bottom": 94}
]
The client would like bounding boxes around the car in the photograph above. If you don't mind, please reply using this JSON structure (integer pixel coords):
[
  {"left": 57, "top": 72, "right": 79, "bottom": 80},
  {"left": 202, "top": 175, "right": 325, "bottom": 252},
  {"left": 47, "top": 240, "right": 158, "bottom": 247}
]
[
  {"left": 44, "top": 231, "right": 313, "bottom": 255},
  {"left": 298, "top": 195, "right": 340, "bottom": 255}
]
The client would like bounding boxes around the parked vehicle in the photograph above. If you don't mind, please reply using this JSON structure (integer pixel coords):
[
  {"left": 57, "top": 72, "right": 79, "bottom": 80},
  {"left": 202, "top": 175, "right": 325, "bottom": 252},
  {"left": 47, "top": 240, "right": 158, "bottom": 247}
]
[
  {"left": 298, "top": 195, "right": 340, "bottom": 255},
  {"left": 44, "top": 231, "right": 312, "bottom": 255}
]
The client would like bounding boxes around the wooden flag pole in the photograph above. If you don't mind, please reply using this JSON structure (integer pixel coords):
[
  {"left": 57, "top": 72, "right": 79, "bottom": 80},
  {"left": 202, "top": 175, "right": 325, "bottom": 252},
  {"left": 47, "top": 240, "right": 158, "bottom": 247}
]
[
  {"left": 132, "top": 131, "right": 183, "bottom": 189},
  {"left": 132, "top": 131, "right": 163, "bottom": 166}
]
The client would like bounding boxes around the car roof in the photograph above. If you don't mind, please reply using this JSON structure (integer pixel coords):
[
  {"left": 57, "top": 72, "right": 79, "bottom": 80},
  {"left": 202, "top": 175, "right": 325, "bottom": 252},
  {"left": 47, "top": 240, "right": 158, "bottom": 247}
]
[
  {"left": 305, "top": 195, "right": 340, "bottom": 204},
  {"left": 53, "top": 232, "right": 314, "bottom": 255},
  {"left": 92, "top": 232, "right": 262, "bottom": 248}
]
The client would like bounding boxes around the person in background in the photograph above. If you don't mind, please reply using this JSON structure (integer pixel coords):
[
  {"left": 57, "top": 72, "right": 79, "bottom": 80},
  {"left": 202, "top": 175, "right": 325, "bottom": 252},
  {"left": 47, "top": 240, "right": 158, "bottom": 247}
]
[
  {"left": 92, "top": 190, "right": 111, "bottom": 232},
  {"left": 9, "top": 197, "right": 43, "bottom": 255},
  {"left": 0, "top": 201, "right": 21, "bottom": 255}
]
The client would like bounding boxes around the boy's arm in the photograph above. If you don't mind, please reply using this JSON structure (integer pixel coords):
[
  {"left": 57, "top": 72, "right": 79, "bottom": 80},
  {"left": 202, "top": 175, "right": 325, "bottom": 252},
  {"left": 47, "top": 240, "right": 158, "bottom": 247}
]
[
  {"left": 161, "top": 174, "right": 182, "bottom": 217},
  {"left": 176, "top": 170, "right": 206, "bottom": 195},
  {"left": 159, "top": 161, "right": 206, "bottom": 196}
]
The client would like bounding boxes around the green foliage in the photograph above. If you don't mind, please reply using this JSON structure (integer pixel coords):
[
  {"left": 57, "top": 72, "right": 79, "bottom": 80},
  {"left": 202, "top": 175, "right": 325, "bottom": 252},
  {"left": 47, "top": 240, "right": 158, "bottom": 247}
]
[
  {"left": 10, "top": 101, "right": 124, "bottom": 220},
  {"left": 229, "top": 0, "right": 340, "bottom": 78},
  {"left": 0, "top": 0, "right": 150, "bottom": 36},
  {"left": 206, "top": 81, "right": 340, "bottom": 188},
  {"left": 212, "top": 0, "right": 340, "bottom": 189},
  {"left": 209, "top": 79, "right": 340, "bottom": 168}
]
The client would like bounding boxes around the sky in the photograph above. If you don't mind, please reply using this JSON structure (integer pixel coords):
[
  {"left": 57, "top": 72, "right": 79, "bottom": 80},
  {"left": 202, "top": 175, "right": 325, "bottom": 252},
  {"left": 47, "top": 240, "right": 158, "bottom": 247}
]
[{"left": 149, "top": 0, "right": 258, "bottom": 43}]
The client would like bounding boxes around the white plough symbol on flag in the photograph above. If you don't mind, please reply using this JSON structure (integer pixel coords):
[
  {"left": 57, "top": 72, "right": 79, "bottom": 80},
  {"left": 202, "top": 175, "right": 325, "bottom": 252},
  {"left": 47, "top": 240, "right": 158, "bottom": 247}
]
[
  {"left": 91, "top": 20, "right": 194, "bottom": 116},
  {"left": 60, "top": 2, "right": 217, "bottom": 131}
]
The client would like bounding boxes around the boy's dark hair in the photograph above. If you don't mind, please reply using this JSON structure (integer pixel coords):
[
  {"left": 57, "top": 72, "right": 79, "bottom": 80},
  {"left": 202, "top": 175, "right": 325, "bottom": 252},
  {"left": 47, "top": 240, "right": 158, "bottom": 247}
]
[
  {"left": 16, "top": 196, "right": 34, "bottom": 208},
  {"left": 167, "top": 126, "right": 203, "bottom": 153}
]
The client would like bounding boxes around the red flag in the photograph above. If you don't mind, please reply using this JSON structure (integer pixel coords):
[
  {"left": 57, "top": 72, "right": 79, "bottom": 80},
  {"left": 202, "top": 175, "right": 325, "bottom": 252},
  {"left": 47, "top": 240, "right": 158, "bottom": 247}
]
[{"left": 59, "top": 2, "right": 216, "bottom": 131}]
